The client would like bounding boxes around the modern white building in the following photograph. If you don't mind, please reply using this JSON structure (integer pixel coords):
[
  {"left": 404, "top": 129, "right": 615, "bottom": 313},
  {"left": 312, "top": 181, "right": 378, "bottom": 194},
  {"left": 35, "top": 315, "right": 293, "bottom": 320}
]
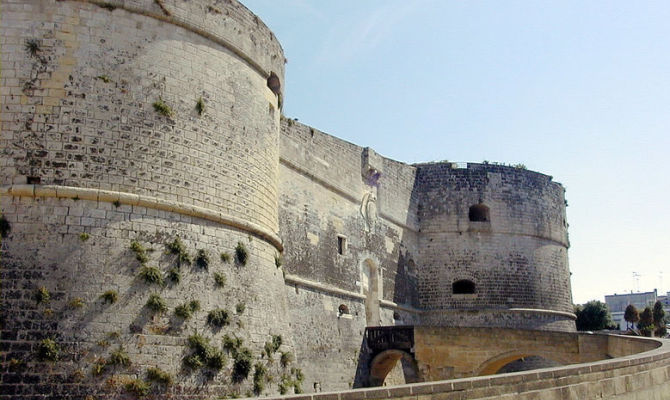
[{"left": 605, "top": 290, "right": 657, "bottom": 330}]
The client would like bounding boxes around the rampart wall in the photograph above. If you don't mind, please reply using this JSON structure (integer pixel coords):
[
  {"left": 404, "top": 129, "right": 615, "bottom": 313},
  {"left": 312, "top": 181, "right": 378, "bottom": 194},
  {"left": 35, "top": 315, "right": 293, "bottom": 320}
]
[
  {"left": 278, "top": 119, "right": 421, "bottom": 391},
  {"left": 256, "top": 334, "right": 670, "bottom": 400}
]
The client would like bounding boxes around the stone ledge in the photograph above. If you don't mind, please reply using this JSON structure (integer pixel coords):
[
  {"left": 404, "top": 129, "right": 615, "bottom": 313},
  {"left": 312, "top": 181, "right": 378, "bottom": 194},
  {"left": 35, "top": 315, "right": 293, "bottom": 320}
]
[{"left": 0, "top": 184, "right": 283, "bottom": 252}]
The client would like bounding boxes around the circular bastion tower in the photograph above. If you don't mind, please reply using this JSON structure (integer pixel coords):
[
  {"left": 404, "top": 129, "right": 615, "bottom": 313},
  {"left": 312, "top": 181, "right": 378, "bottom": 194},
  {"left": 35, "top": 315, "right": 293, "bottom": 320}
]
[
  {"left": 1, "top": 0, "right": 290, "bottom": 397},
  {"left": 414, "top": 162, "right": 574, "bottom": 332}
]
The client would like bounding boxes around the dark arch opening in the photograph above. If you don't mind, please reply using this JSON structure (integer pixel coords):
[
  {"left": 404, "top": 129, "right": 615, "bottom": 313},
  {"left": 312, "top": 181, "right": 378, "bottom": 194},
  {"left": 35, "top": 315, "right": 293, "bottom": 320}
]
[
  {"left": 369, "top": 350, "right": 421, "bottom": 387},
  {"left": 338, "top": 304, "right": 349, "bottom": 315},
  {"left": 452, "top": 279, "right": 475, "bottom": 294},
  {"left": 496, "top": 355, "right": 561, "bottom": 374},
  {"left": 469, "top": 204, "right": 490, "bottom": 222}
]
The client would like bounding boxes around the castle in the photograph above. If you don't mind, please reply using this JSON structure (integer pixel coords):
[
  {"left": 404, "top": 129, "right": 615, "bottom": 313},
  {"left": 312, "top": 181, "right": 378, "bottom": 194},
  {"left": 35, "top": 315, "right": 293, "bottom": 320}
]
[{"left": 0, "top": 0, "right": 576, "bottom": 397}]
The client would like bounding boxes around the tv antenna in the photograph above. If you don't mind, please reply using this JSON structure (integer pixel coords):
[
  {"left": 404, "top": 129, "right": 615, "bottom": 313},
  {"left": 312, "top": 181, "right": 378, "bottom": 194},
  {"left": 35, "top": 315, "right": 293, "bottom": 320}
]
[{"left": 632, "top": 272, "right": 641, "bottom": 293}]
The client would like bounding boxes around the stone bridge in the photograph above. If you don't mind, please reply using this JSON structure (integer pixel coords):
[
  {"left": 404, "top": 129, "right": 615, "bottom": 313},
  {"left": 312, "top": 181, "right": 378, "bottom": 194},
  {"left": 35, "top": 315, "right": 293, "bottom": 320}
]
[{"left": 366, "top": 326, "right": 661, "bottom": 386}]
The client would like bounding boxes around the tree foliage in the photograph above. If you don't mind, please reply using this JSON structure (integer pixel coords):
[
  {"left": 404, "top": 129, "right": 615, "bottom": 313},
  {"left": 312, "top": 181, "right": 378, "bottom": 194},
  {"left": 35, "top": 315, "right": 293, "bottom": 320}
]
[
  {"left": 653, "top": 300, "right": 667, "bottom": 337},
  {"left": 624, "top": 304, "right": 640, "bottom": 330},
  {"left": 574, "top": 300, "right": 615, "bottom": 331},
  {"left": 653, "top": 301, "right": 665, "bottom": 327},
  {"left": 638, "top": 306, "right": 654, "bottom": 337}
]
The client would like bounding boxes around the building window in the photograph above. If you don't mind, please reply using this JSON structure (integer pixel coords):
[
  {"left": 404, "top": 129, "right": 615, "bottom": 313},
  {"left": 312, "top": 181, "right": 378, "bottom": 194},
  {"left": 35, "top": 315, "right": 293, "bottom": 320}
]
[
  {"left": 337, "top": 235, "right": 347, "bottom": 255},
  {"left": 453, "top": 279, "right": 476, "bottom": 294},
  {"left": 469, "top": 204, "right": 490, "bottom": 222}
]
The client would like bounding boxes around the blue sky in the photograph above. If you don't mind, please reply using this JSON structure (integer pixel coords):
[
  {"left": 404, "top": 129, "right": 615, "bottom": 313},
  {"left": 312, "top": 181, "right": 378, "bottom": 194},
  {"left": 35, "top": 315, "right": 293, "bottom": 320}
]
[{"left": 245, "top": 0, "right": 670, "bottom": 304}]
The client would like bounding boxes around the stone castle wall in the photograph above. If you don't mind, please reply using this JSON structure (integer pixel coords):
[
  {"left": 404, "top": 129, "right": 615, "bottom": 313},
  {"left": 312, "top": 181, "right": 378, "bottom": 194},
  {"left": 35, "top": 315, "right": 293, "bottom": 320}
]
[
  {"left": 1, "top": 0, "right": 575, "bottom": 397},
  {"left": 414, "top": 162, "right": 573, "bottom": 330},
  {"left": 1, "top": 0, "right": 292, "bottom": 398},
  {"left": 278, "top": 119, "right": 421, "bottom": 391}
]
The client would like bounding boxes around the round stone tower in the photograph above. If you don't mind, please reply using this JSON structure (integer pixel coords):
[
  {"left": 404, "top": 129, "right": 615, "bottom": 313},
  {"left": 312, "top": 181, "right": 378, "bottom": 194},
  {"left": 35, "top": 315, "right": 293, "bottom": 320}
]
[
  {"left": 414, "top": 162, "right": 574, "bottom": 331},
  {"left": 1, "top": 0, "right": 289, "bottom": 397}
]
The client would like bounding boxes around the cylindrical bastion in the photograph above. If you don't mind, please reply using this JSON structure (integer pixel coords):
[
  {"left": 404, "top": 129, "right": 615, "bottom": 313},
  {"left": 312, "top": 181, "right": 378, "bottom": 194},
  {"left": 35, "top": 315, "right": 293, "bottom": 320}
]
[
  {"left": 414, "top": 162, "right": 574, "bottom": 331},
  {"left": 1, "top": 0, "right": 289, "bottom": 397}
]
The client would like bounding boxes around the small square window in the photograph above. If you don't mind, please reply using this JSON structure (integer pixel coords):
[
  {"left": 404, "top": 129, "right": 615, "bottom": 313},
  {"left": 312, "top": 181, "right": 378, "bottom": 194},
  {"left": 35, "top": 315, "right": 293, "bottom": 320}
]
[{"left": 337, "top": 235, "right": 347, "bottom": 255}]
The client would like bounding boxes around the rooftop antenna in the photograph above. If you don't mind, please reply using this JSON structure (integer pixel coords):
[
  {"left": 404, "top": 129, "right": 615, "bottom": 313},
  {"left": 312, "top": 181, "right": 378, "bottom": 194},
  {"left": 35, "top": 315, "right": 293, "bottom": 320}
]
[{"left": 633, "top": 272, "right": 641, "bottom": 293}]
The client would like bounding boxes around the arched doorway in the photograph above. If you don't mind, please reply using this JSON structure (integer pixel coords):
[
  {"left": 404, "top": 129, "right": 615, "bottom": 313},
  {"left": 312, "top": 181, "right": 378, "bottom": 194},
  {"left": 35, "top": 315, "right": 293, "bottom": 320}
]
[
  {"left": 362, "top": 259, "right": 380, "bottom": 326},
  {"left": 369, "top": 350, "right": 420, "bottom": 387}
]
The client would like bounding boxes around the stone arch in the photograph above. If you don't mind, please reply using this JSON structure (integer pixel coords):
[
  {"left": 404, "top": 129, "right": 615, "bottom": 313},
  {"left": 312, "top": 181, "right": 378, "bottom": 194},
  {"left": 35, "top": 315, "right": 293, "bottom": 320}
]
[
  {"left": 469, "top": 203, "right": 490, "bottom": 222},
  {"left": 369, "top": 350, "right": 420, "bottom": 387},
  {"left": 476, "top": 351, "right": 565, "bottom": 376},
  {"left": 452, "top": 279, "right": 476, "bottom": 294},
  {"left": 362, "top": 258, "right": 381, "bottom": 326}
]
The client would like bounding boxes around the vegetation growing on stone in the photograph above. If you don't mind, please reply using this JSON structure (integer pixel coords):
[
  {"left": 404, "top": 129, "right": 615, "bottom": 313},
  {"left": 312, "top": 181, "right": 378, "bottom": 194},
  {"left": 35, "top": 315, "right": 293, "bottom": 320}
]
[
  {"left": 146, "top": 294, "right": 168, "bottom": 314},
  {"left": 130, "top": 240, "right": 149, "bottom": 264},
  {"left": 235, "top": 242, "right": 248, "bottom": 266},
  {"left": 278, "top": 374, "right": 291, "bottom": 395},
  {"left": 220, "top": 252, "right": 231, "bottom": 263},
  {"left": 236, "top": 303, "right": 245, "bottom": 314},
  {"left": 8, "top": 358, "right": 24, "bottom": 372},
  {"left": 253, "top": 363, "right": 267, "bottom": 395},
  {"left": 292, "top": 367, "right": 304, "bottom": 393},
  {"left": 35, "top": 286, "right": 51, "bottom": 304},
  {"left": 152, "top": 97, "right": 174, "bottom": 118},
  {"left": 96, "top": 75, "right": 111, "bottom": 83},
  {"left": 36, "top": 338, "right": 59, "bottom": 361},
  {"left": 280, "top": 351, "right": 293, "bottom": 368},
  {"left": 97, "top": 339, "right": 110, "bottom": 348},
  {"left": 183, "top": 333, "right": 226, "bottom": 371},
  {"left": 100, "top": 290, "right": 118, "bottom": 304},
  {"left": 167, "top": 267, "right": 180, "bottom": 284},
  {"left": 107, "top": 331, "right": 121, "bottom": 339},
  {"left": 174, "top": 300, "right": 200, "bottom": 320},
  {"left": 232, "top": 347, "right": 253, "bottom": 382},
  {"left": 274, "top": 254, "right": 283, "bottom": 268},
  {"left": 124, "top": 378, "right": 150, "bottom": 397},
  {"left": 207, "top": 308, "right": 229, "bottom": 327},
  {"left": 196, "top": 97, "right": 205, "bottom": 116},
  {"left": 147, "top": 366, "right": 173, "bottom": 386},
  {"left": 195, "top": 249, "right": 210, "bottom": 269},
  {"left": 108, "top": 346, "right": 131, "bottom": 367},
  {"left": 69, "top": 297, "right": 85, "bottom": 309},
  {"left": 139, "top": 266, "right": 164, "bottom": 286},
  {"left": 223, "top": 334, "right": 244, "bottom": 354},
  {"left": 0, "top": 214, "right": 10, "bottom": 238},
  {"left": 24, "top": 38, "right": 40, "bottom": 57},
  {"left": 214, "top": 272, "right": 226, "bottom": 288},
  {"left": 91, "top": 357, "right": 107, "bottom": 376},
  {"left": 167, "top": 237, "right": 191, "bottom": 265},
  {"left": 79, "top": 232, "right": 90, "bottom": 241}
]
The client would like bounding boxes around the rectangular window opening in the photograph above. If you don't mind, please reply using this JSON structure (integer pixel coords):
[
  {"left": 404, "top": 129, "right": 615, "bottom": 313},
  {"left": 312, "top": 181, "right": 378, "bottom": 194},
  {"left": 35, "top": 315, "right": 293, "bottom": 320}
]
[{"left": 337, "top": 235, "right": 346, "bottom": 255}]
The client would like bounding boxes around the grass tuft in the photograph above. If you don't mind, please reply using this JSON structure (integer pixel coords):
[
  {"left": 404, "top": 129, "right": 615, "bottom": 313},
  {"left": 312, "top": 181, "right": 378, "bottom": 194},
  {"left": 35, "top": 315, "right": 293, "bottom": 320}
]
[
  {"left": 146, "top": 294, "right": 168, "bottom": 314},
  {"left": 153, "top": 97, "right": 174, "bottom": 118},
  {"left": 235, "top": 242, "right": 248, "bottom": 266},
  {"left": 100, "top": 290, "right": 118, "bottom": 304}
]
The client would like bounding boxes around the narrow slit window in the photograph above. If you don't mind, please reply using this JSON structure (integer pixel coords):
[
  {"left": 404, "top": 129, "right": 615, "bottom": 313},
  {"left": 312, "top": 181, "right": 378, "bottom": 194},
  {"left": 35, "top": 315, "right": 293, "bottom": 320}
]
[{"left": 337, "top": 235, "right": 346, "bottom": 255}]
